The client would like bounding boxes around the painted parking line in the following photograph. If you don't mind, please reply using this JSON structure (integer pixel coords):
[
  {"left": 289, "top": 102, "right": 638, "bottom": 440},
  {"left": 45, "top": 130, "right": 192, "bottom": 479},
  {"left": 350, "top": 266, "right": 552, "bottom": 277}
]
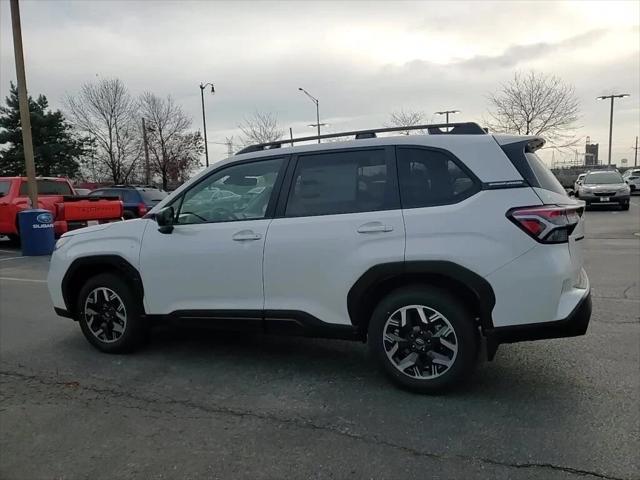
[
  {"left": 0, "top": 276, "right": 47, "bottom": 283},
  {"left": 0, "top": 256, "right": 26, "bottom": 262}
]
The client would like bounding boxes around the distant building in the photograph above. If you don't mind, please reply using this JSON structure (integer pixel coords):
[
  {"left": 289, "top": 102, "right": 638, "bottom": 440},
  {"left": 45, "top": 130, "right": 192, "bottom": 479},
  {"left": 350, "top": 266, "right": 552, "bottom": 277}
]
[{"left": 585, "top": 142, "right": 599, "bottom": 166}]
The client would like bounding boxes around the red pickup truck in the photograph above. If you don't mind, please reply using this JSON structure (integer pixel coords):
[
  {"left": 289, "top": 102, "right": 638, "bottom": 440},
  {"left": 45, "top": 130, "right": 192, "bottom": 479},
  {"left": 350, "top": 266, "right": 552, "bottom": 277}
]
[{"left": 0, "top": 177, "right": 123, "bottom": 243}]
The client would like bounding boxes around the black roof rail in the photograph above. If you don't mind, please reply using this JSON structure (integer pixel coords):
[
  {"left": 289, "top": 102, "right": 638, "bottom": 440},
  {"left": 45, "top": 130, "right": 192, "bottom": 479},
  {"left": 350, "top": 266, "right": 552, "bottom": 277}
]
[{"left": 235, "top": 122, "right": 486, "bottom": 155}]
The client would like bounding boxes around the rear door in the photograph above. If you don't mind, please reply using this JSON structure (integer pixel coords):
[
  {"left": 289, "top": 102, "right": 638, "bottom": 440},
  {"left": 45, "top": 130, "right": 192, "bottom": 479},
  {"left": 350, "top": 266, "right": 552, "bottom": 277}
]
[{"left": 263, "top": 146, "right": 405, "bottom": 326}]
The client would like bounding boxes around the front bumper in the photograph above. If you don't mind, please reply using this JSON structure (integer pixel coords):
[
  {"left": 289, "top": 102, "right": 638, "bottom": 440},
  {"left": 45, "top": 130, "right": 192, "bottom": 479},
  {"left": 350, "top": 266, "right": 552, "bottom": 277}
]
[
  {"left": 485, "top": 290, "right": 592, "bottom": 360},
  {"left": 579, "top": 192, "right": 630, "bottom": 203}
]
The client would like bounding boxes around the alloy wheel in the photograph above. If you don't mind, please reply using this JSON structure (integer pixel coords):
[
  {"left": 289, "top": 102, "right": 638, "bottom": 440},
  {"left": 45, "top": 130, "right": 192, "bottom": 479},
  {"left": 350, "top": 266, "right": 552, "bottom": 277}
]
[
  {"left": 382, "top": 304, "right": 458, "bottom": 379},
  {"left": 83, "top": 287, "right": 127, "bottom": 343}
]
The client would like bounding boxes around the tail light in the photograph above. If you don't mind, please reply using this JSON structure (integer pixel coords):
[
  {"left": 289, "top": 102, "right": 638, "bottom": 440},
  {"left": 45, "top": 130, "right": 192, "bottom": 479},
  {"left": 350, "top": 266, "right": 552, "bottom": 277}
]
[
  {"left": 507, "top": 205, "right": 583, "bottom": 244},
  {"left": 137, "top": 203, "right": 148, "bottom": 217}
]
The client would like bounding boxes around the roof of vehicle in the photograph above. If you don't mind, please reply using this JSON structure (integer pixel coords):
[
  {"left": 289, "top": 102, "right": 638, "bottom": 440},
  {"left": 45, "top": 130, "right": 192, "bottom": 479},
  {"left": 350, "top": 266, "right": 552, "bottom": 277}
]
[
  {"left": 0, "top": 176, "right": 70, "bottom": 181},
  {"left": 98, "top": 185, "right": 163, "bottom": 191}
]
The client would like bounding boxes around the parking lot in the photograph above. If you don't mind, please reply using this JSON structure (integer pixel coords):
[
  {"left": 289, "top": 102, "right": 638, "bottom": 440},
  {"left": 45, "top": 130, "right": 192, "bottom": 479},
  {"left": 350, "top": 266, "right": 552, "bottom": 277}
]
[{"left": 0, "top": 199, "right": 638, "bottom": 480}]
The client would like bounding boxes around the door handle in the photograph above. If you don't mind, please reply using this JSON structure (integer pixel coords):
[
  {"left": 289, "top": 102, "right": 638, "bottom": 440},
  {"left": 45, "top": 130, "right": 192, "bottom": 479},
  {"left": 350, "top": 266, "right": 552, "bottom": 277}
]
[
  {"left": 232, "top": 230, "right": 262, "bottom": 241},
  {"left": 357, "top": 222, "right": 394, "bottom": 234}
]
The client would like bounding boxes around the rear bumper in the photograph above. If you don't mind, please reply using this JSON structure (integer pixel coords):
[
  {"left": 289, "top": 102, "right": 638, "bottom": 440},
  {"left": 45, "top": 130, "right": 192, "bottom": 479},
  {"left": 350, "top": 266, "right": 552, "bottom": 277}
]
[{"left": 485, "top": 290, "right": 591, "bottom": 360}]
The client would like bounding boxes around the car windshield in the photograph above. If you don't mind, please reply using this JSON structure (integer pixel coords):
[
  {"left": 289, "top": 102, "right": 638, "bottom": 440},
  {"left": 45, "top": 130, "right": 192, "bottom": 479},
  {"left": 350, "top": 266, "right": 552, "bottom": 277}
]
[
  {"left": 584, "top": 171, "right": 623, "bottom": 185},
  {"left": 0, "top": 180, "right": 10, "bottom": 196}
]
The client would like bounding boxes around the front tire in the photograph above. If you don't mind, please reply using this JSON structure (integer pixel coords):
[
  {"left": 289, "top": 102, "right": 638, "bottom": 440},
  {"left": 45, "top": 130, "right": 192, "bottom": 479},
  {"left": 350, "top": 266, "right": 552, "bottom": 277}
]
[
  {"left": 368, "top": 286, "right": 478, "bottom": 393},
  {"left": 620, "top": 201, "right": 630, "bottom": 211},
  {"left": 76, "top": 273, "right": 147, "bottom": 353}
]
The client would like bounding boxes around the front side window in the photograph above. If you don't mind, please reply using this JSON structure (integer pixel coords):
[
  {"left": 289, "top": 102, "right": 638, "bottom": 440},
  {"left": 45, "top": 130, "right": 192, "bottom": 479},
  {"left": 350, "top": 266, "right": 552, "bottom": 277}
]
[
  {"left": 176, "top": 158, "right": 283, "bottom": 224},
  {"left": 285, "top": 149, "right": 390, "bottom": 217},
  {"left": 396, "top": 147, "right": 478, "bottom": 208}
]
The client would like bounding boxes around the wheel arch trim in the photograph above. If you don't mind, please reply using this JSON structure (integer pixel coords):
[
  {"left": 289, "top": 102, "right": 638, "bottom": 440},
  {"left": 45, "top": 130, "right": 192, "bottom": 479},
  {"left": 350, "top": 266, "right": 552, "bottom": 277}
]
[
  {"left": 347, "top": 261, "right": 496, "bottom": 331},
  {"left": 61, "top": 255, "right": 145, "bottom": 316}
]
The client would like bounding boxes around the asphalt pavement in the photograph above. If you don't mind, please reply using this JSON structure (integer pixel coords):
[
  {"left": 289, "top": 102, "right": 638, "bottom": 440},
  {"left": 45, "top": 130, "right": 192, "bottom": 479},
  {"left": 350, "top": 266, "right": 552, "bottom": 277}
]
[{"left": 1, "top": 198, "right": 638, "bottom": 480}]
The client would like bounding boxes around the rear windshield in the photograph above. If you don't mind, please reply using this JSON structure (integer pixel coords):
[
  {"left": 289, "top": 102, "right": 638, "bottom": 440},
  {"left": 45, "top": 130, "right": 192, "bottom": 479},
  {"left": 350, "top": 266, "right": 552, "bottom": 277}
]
[
  {"left": 140, "top": 189, "right": 167, "bottom": 203},
  {"left": 0, "top": 180, "right": 10, "bottom": 196},
  {"left": 525, "top": 152, "right": 566, "bottom": 195},
  {"left": 500, "top": 141, "right": 566, "bottom": 196},
  {"left": 19, "top": 180, "right": 73, "bottom": 195},
  {"left": 584, "top": 171, "right": 624, "bottom": 185}
]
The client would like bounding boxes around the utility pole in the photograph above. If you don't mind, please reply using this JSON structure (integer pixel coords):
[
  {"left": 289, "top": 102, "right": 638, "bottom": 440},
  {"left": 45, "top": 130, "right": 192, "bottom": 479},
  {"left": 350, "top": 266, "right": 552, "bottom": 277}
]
[
  {"left": 435, "top": 110, "right": 460, "bottom": 129},
  {"left": 199, "top": 82, "right": 215, "bottom": 167},
  {"left": 225, "top": 137, "right": 233, "bottom": 158},
  {"left": 290, "top": 127, "right": 294, "bottom": 147},
  {"left": 10, "top": 0, "right": 37, "bottom": 208},
  {"left": 142, "top": 118, "right": 151, "bottom": 185},
  {"left": 633, "top": 136, "right": 638, "bottom": 167},
  {"left": 597, "top": 94, "right": 630, "bottom": 165}
]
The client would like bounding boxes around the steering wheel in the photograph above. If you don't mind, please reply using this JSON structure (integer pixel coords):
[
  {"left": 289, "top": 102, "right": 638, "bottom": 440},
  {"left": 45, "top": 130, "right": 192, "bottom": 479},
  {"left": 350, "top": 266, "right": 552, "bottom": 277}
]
[
  {"left": 210, "top": 207, "right": 237, "bottom": 221},
  {"left": 180, "top": 211, "right": 208, "bottom": 222}
]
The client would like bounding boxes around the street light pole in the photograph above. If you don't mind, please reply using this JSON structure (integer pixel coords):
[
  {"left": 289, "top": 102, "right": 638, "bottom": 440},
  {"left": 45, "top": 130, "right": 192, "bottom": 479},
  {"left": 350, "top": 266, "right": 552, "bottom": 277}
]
[
  {"left": 299, "top": 87, "right": 321, "bottom": 143},
  {"left": 597, "top": 94, "right": 629, "bottom": 165},
  {"left": 435, "top": 109, "right": 460, "bottom": 127},
  {"left": 199, "top": 82, "right": 215, "bottom": 167},
  {"left": 10, "top": 0, "right": 37, "bottom": 209}
]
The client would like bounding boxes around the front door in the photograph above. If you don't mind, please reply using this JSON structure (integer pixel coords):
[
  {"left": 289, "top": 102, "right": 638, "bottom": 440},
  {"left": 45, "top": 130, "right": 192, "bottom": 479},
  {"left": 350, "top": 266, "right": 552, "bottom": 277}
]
[{"left": 140, "top": 157, "right": 286, "bottom": 315}]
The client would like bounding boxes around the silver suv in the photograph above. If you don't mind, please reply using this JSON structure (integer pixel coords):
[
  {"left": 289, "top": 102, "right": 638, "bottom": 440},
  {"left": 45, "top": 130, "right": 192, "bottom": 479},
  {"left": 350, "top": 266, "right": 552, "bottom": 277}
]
[{"left": 577, "top": 170, "right": 630, "bottom": 210}]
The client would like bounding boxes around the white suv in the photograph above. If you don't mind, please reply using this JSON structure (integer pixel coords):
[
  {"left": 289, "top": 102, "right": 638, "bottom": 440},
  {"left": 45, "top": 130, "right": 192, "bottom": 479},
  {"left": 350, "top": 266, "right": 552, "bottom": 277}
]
[{"left": 47, "top": 123, "right": 591, "bottom": 393}]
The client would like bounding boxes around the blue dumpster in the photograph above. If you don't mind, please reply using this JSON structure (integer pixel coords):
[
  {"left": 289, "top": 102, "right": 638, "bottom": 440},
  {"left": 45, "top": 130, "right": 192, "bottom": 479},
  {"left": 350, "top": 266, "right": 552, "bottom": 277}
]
[{"left": 18, "top": 209, "right": 56, "bottom": 256}]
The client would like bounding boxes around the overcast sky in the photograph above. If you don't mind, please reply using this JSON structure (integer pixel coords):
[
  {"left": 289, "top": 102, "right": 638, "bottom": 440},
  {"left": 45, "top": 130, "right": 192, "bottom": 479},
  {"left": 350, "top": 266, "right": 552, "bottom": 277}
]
[{"left": 1, "top": 0, "right": 639, "bottom": 166}]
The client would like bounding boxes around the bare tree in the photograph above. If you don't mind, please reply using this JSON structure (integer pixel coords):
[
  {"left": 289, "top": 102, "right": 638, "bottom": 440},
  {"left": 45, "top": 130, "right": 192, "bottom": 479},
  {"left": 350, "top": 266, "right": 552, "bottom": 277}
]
[
  {"left": 65, "top": 78, "right": 140, "bottom": 183},
  {"left": 486, "top": 71, "right": 580, "bottom": 146},
  {"left": 238, "top": 112, "right": 284, "bottom": 146},
  {"left": 139, "top": 92, "right": 202, "bottom": 189},
  {"left": 387, "top": 109, "right": 426, "bottom": 135}
]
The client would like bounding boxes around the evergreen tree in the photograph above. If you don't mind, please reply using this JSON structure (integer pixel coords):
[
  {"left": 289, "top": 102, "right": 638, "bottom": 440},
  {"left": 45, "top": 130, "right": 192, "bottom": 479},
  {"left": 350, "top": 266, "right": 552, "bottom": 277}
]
[{"left": 0, "top": 82, "right": 91, "bottom": 177}]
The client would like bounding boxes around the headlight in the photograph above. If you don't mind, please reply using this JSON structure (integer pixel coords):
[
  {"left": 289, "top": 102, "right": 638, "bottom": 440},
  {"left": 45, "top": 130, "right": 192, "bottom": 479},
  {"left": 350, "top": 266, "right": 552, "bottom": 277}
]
[{"left": 54, "top": 237, "right": 70, "bottom": 251}]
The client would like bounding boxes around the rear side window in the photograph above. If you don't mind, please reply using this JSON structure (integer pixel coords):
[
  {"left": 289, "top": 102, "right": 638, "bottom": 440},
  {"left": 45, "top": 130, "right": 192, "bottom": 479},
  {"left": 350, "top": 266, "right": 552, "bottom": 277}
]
[
  {"left": 140, "top": 189, "right": 167, "bottom": 203},
  {"left": 285, "top": 149, "right": 392, "bottom": 217},
  {"left": 396, "top": 147, "right": 478, "bottom": 208},
  {"left": 0, "top": 180, "right": 10, "bottom": 196},
  {"left": 500, "top": 141, "right": 566, "bottom": 195},
  {"left": 19, "top": 180, "right": 73, "bottom": 195}
]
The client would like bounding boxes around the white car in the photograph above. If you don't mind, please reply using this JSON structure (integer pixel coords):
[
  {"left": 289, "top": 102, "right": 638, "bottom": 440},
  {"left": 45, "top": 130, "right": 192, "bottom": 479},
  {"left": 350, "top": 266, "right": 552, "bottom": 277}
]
[
  {"left": 574, "top": 173, "right": 586, "bottom": 192},
  {"left": 622, "top": 168, "right": 640, "bottom": 193},
  {"left": 47, "top": 123, "right": 591, "bottom": 393}
]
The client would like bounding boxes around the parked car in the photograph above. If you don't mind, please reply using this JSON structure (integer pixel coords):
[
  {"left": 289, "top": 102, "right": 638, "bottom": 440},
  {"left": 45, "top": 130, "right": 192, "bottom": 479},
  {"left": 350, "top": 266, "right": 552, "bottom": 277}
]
[
  {"left": 622, "top": 168, "right": 640, "bottom": 193},
  {"left": 0, "top": 177, "right": 123, "bottom": 244},
  {"left": 47, "top": 123, "right": 591, "bottom": 393},
  {"left": 577, "top": 170, "right": 630, "bottom": 209},
  {"left": 574, "top": 173, "right": 586, "bottom": 192},
  {"left": 88, "top": 185, "right": 168, "bottom": 219}
]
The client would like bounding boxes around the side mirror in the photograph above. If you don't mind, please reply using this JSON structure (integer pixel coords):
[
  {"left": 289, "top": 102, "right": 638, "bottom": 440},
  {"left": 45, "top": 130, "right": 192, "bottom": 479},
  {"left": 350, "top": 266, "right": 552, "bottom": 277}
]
[{"left": 156, "top": 206, "right": 175, "bottom": 234}]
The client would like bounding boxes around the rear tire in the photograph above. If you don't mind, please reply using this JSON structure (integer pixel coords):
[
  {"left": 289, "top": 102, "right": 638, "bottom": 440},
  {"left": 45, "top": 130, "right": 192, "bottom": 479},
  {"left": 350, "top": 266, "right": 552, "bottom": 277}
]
[
  {"left": 368, "top": 286, "right": 478, "bottom": 393},
  {"left": 76, "top": 273, "right": 147, "bottom": 353},
  {"left": 122, "top": 210, "right": 136, "bottom": 220},
  {"left": 6, "top": 234, "right": 20, "bottom": 247}
]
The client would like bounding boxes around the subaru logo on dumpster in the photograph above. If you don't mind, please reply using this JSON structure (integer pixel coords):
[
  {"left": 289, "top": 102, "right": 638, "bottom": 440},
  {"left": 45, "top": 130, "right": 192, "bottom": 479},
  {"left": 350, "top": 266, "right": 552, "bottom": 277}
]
[{"left": 36, "top": 212, "right": 53, "bottom": 224}]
